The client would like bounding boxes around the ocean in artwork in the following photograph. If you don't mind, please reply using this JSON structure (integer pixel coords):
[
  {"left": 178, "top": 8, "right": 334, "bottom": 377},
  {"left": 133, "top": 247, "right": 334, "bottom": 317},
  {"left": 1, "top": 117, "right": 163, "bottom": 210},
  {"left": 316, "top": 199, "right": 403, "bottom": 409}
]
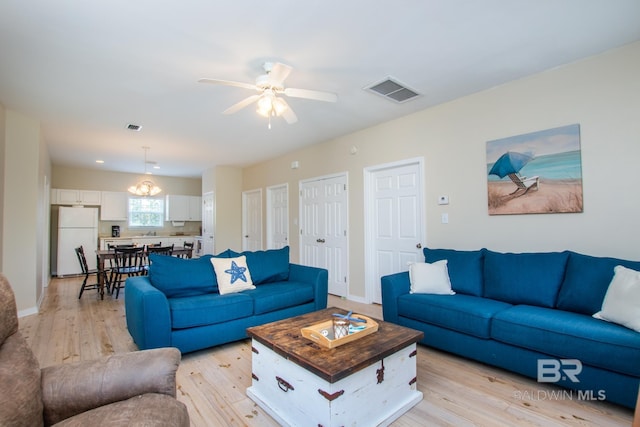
[{"left": 487, "top": 150, "right": 582, "bottom": 182}]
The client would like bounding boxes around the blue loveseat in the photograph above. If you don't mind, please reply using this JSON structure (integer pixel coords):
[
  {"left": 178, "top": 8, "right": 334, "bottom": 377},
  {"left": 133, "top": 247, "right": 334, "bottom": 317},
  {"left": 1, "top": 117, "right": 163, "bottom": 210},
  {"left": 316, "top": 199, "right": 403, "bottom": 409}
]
[
  {"left": 125, "top": 247, "right": 328, "bottom": 354},
  {"left": 381, "top": 247, "right": 640, "bottom": 408}
]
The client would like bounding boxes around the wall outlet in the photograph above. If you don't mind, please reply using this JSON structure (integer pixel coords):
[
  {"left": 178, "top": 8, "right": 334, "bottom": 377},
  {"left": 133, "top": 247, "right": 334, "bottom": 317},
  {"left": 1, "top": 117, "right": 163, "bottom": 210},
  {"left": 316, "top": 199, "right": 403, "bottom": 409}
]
[{"left": 438, "top": 195, "right": 449, "bottom": 205}]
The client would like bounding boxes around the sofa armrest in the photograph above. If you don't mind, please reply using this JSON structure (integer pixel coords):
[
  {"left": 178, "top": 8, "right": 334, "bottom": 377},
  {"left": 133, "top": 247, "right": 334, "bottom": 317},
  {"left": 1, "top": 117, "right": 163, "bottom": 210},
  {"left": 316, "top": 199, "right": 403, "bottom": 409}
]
[
  {"left": 289, "top": 263, "right": 329, "bottom": 310},
  {"left": 41, "top": 347, "right": 181, "bottom": 426},
  {"left": 124, "top": 276, "right": 172, "bottom": 350},
  {"left": 381, "top": 271, "right": 411, "bottom": 323}
]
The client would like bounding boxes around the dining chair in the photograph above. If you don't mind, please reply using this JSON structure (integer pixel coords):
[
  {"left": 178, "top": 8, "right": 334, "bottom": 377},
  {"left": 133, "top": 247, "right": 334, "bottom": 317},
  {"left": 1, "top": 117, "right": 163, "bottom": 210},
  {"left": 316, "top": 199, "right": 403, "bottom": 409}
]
[
  {"left": 147, "top": 244, "right": 174, "bottom": 256},
  {"left": 105, "top": 244, "right": 135, "bottom": 294},
  {"left": 112, "top": 246, "right": 145, "bottom": 299},
  {"left": 75, "top": 246, "right": 108, "bottom": 299},
  {"left": 179, "top": 242, "right": 194, "bottom": 259},
  {"left": 143, "top": 244, "right": 175, "bottom": 274}
]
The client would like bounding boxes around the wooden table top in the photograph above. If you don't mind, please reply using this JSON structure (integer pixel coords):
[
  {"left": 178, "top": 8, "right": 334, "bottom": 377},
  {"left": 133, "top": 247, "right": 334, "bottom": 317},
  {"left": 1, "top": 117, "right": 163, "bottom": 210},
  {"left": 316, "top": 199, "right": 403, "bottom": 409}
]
[
  {"left": 246, "top": 307, "right": 424, "bottom": 383},
  {"left": 95, "top": 247, "right": 192, "bottom": 258}
]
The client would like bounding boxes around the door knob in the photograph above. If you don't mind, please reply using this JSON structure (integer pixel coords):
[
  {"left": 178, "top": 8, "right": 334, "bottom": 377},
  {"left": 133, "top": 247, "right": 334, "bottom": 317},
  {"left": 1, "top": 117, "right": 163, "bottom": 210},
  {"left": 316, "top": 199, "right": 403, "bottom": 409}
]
[
  {"left": 316, "top": 238, "right": 326, "bottom": 243},
  {"left": 416, "top": 243, "right": 422, "bottom": 249}
]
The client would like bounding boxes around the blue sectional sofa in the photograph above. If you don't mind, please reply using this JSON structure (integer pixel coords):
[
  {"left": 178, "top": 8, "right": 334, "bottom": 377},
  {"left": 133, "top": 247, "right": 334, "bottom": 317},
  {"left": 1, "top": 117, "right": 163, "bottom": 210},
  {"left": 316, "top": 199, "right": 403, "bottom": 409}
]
[
  {"left": 125, "top": 247, "right": 328, "bottom": 354},
  {"left": 381, "top": 247, "right": 640, "bottom": 408}
]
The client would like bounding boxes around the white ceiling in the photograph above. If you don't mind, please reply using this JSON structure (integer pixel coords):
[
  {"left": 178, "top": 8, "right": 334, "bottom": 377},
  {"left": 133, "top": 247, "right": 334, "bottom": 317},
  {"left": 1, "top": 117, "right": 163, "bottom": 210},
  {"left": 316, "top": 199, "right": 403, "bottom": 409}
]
[{"left": 1, "top": 1, "right": 639, "bottom": 178}]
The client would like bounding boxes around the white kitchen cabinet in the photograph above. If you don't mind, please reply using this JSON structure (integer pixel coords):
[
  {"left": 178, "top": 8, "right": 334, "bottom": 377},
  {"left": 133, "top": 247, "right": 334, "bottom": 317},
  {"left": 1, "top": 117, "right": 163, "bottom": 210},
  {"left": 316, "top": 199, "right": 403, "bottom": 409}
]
[
  {"left": 166, "top": 195, "right": 202, "bottom": 221},
  {"left": 100, "top": 238, "right": 133, "bottom": 250},
  {"left": 189, "top": 196, "right": 202, "bottom": 221},
  {"left": 167, "top": 236, "right": 195, "bottom": 248},
  {"left": 100, "top": 191, "right": 129, "bottom": 221},
  {"left": 53, "top": 188, "right": 102, "bottom": 206},
  {"left": 132, "top": 237, "right": 163, "bottom": 247},
  {"left": 165, "top": 195, "right": 188, "bottom": 221}
]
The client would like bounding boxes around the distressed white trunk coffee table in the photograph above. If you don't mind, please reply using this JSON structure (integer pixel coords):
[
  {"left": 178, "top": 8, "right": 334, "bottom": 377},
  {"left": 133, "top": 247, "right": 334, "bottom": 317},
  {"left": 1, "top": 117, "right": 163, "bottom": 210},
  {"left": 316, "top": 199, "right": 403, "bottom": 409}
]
[{"left": 246, "top": 308, "right": 424, "bottom": 427}]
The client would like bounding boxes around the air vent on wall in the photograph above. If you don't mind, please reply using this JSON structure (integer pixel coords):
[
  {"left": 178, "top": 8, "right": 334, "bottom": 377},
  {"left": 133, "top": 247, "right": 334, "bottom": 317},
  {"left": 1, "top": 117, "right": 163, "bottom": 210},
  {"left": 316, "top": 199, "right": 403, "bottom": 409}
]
[
  {"left": 364, "top": 77, "right": 420, "bottom": 103},
  {"left": 126, "top": 123, "right": 142, "bottom": 131}
]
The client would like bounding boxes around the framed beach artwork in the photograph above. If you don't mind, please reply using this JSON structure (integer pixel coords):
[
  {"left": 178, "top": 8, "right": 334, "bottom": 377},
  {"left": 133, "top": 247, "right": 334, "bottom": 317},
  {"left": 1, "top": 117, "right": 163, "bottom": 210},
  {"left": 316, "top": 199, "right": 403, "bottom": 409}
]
[{"left": 486, "top": 124, "right": 583, "bottom": 215}]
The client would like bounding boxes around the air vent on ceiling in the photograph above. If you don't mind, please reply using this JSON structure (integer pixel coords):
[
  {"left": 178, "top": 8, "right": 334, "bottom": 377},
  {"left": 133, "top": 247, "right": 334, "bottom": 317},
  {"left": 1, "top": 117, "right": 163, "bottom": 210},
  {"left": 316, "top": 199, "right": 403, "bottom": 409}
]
[
  {"left": 126, "top": 123, "right": 142, "bottom": 131},
  {"left": 365, "top": 77, "right": 420, "bottom": 103}
]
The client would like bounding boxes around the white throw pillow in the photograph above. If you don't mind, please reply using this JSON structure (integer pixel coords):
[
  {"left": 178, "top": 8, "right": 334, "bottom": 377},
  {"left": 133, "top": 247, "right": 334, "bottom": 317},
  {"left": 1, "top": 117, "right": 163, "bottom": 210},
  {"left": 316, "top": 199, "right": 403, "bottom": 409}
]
[
  {"left": 210, "top": 255, "right": 256, "bottom": 295},
  {"left": 593, "top": 265, "right": 640, "bottom": 333},
  {"left": 409, "top": 260, "right": 455, "bottom": 295}
]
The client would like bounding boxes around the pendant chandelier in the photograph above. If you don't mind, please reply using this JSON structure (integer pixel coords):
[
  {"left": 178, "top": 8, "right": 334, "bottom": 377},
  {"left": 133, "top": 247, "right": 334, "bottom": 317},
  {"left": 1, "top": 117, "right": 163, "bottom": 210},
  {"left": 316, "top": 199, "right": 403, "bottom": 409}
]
[{"left": 128, "top": 146, "right": 162, "bottom": 196}]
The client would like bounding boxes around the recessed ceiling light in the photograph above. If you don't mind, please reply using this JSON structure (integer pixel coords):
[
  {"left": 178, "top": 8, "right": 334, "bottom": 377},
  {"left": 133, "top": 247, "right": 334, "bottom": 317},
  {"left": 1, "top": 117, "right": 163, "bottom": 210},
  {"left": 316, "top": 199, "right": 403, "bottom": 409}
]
[{"left": 95, "top": 160, "right": 104, "bottom": 164}]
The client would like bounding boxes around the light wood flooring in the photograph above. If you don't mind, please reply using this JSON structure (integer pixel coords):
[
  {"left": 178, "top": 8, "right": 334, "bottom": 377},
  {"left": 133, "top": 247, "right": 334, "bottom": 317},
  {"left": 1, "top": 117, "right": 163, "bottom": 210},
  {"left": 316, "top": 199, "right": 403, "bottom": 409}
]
[{"left": 18, "top": 277, "right": 634, "bottom": 426}]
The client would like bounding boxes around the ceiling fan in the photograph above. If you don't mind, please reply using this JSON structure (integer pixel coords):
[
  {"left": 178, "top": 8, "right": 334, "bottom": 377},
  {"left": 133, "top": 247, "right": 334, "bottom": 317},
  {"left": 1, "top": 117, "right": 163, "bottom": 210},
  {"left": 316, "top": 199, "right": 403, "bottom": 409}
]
[{"left": 199, "top": 62, "right": 337, "bottom": 128}]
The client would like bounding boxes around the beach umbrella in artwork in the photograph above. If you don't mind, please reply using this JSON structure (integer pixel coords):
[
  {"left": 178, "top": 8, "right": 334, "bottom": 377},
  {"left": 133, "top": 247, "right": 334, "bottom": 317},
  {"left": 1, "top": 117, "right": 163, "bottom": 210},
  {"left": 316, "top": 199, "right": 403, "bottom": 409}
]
[{"left": 488, "top": 151, "right": 533, "bottom": 178}]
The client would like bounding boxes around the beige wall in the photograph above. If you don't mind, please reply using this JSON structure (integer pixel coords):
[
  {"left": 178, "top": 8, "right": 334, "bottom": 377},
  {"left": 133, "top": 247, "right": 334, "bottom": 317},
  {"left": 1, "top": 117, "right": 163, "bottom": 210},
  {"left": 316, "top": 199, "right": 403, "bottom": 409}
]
[
  {"left": 0, "top": 104, "right": 5, "bottom": 272},
  {"left": 201, "top": 165, "right": 243, "bottom": 253},
  {"left": 243, "top": 41, "right": 640, "bottom": 300},
  {"left": 214, "top": 166, "right": 242, "bottom": 252},
  {"left": 2, "top": 109, "right": 49, "bottom": 313},
  {"left": 52, "top": 165, "right": 201, "bottom": 194}
]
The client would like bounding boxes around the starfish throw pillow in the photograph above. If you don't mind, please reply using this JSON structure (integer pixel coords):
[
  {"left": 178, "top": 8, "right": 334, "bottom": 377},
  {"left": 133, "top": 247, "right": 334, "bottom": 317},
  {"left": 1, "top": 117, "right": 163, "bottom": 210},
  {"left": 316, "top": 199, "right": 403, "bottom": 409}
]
[{"left": 210, "top": 255, "right": 256, "bottom": 295}]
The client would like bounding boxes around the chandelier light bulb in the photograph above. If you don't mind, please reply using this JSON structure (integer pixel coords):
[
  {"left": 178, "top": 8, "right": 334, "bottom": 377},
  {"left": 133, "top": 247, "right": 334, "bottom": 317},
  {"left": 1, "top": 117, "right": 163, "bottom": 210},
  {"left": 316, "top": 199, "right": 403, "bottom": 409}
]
[{"left": 128, "top": 147, "right": 162, "bottom": 196}]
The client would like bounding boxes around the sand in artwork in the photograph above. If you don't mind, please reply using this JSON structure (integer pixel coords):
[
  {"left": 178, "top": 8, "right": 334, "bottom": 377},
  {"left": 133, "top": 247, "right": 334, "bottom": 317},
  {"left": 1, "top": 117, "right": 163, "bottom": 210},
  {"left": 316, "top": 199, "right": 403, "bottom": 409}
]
[{"left": 488, "top": 178, "right": 583, "bottom": 215}]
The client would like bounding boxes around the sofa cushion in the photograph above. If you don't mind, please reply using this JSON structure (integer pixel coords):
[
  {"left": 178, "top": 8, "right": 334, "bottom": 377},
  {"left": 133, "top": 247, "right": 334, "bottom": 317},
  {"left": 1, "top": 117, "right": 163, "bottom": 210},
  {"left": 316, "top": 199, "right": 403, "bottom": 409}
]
[
  {"left": 211, "top": 255, "right": 256, "bottom": 295},
  {"left": 52, "top": 393, "right": 189, "bottom": 427},
  {"left": 423, "top": 247, "right": 484, "bottom": 296},
  {"left": 169, "top": 292, "right": 253, "bottom": 329},
  {"left": 593, "top": 265, "right": 640, "bottom": 332},
  {"left": 397, "top": 293, "right": 512, "bottom": 338},
  {"left": 491, "top": 305, "right": 640, "bottom": 377},
  {"left": 556, "top": 251, "right": 640, "bottom": 315},
  {"left": 242, "top": 246, "right": 290, "bottom": 285},
  {"left": 246, "top": 281, "right": 315, "bottom": 315},
  {"left": 409, "top": 261, "right": 455, "bottom": 295},
  {"left": 0, "top": 333, "right": 44, "bottom": 427},
  {"left": 483, "top": 250, "right": 569, "bottom": 307},
  {"left": 148, "top": 254, "right": 218, "bottom": 298}
]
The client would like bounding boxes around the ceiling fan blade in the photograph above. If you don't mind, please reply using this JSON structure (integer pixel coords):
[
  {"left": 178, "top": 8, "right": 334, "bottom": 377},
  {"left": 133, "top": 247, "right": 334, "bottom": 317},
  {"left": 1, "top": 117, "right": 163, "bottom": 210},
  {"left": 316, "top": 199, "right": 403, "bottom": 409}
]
[
  {"left": 267, "top": 62, "right": 292, "bottom": 87},
  {"left": 284, "top": 87, "right": 338, "bottom": 103},
  {"left": 198, "top": 78, "right": 257, "bottom": 91},
  {"left": 277, "top": 98, "right": 298, "bottom": 124},
  {"left": 223, "top": 95, "right": 261, "bottom": 115}
]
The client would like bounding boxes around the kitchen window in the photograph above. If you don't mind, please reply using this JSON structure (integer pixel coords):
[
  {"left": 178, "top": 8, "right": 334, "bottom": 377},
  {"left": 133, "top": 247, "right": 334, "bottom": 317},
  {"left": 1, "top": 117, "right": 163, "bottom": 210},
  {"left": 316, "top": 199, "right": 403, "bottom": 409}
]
[{"left": 128, "top": 197, "right": 164, "bottom": 228}]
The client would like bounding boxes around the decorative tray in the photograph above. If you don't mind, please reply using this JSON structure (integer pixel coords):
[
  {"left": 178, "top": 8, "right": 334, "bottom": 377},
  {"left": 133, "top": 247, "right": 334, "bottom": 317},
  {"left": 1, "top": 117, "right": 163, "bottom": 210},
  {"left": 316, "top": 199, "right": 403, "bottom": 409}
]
[{"left": 300, "top": 313, "right": 379, "bottom": 349}]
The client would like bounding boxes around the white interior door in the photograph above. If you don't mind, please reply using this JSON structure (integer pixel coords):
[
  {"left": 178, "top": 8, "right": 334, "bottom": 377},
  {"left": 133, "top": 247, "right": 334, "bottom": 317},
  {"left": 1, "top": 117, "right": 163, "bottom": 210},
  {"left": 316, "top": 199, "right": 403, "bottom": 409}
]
[
  {"left": 365, "top": 159, "right": 424, "bottom": 304},
  {"left": 267, "top": 184, "right": 289, "bottom": 249},
  {"left": 242, "top": 189, "right": 262, "bottom": 251},
  {"left": 300, "top": 174, "right": 348, "bottom": 297},
  {"left": 202, "top": 192, "right": 215, "bottom": 255}
]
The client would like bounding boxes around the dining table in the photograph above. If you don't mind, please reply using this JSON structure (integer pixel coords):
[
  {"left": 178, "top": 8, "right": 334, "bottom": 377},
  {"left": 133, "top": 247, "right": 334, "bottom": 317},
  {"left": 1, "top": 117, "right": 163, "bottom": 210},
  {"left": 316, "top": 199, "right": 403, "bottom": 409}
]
[{"left": 95, "top": 247, "right": 192, "bottom": 298}]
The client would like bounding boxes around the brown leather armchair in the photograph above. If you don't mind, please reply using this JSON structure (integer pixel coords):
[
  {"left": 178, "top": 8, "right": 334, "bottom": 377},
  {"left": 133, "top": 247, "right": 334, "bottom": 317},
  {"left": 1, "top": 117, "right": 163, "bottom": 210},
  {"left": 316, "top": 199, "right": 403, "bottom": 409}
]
[{"left": 0, "top": 274, "right": 189, "bottom": 426}]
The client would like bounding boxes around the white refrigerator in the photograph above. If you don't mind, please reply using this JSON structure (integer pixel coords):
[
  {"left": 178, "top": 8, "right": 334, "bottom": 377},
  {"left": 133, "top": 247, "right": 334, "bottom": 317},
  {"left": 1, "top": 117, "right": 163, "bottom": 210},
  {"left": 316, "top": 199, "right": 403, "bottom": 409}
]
[{"left": 56, "top": 206, "right": 99, "bottom": 276}]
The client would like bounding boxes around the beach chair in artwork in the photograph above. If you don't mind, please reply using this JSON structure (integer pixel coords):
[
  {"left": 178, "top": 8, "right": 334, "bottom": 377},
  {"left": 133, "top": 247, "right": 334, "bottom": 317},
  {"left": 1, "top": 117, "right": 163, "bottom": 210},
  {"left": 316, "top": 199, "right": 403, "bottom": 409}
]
[{"left": 507, "top": 173, "right": 539, "bottom": 196}]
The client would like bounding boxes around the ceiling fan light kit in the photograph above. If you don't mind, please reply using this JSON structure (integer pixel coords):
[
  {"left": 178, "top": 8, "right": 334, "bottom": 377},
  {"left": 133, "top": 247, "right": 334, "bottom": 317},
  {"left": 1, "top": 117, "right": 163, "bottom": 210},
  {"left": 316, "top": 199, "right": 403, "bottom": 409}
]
[{"left": 199, "top": 61, "right": 337, "bottom": 128}]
